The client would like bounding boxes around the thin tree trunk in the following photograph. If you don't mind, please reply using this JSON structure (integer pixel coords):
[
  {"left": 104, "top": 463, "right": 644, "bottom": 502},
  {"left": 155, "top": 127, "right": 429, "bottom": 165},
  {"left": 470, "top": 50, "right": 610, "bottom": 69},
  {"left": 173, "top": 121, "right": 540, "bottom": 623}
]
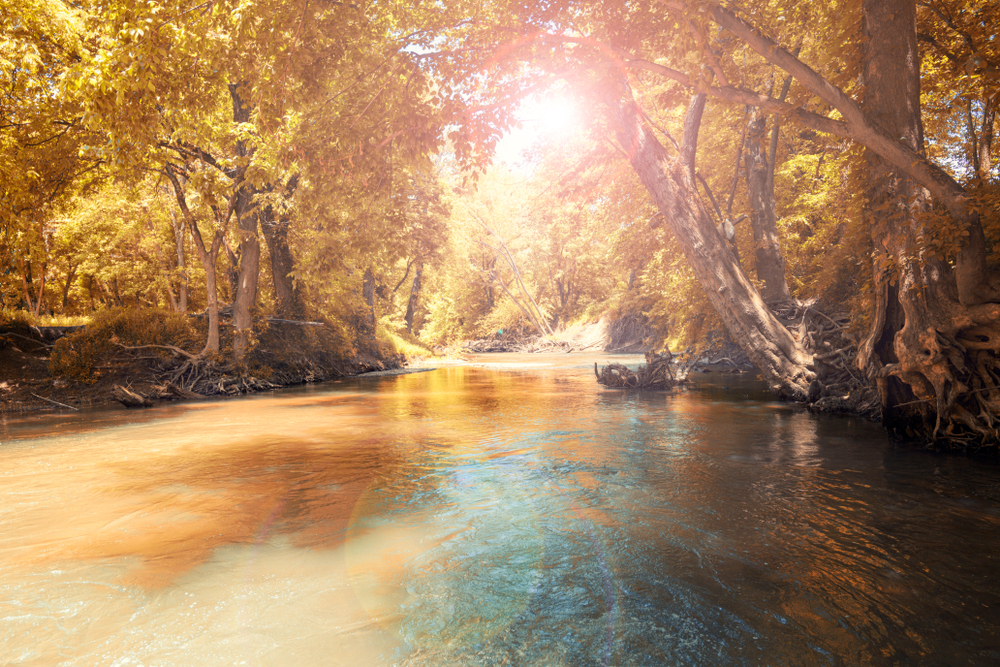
[
  {"left": 966, "top": 98, "right": 982, "bottom": 178},
  {"left": 471, "top": 215, "right": 553, "bottom": 335},
  {"left": 745, "top": 107, "right": 792, "bottom": 303},
  {"left": 61, "top": 262, "right": 77, "bottom": 312},
  {"left": 164, "top": 167, "right": 222, "bottom": 355},
  {"left": 725, "top": 109, "right": 750, "bottom": 219},
  {"left": 362, "top": 266, "right": 377, "bottom": 338},
  {"left": 405, "top": 260, "right": 424, "bottom": 334},
  {"left": 19, "top": 258, "right": 34, "bottom": 314},
  {"left": 171, "top": 209, "right": 188, "bottom": 313},
  {"left": 977, "top": 96, "right": 996, "bottom": 180},
  {"left": 32, "top": 263, "right": 46, "bottom": 317},
  {"left": 86, "top": 274, "right": 97, "bottom": 310}
]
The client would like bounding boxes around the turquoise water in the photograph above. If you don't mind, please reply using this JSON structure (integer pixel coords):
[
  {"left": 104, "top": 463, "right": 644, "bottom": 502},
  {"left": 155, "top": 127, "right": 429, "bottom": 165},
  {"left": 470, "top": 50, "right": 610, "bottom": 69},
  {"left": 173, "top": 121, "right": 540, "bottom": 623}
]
[{"left": 1, "top": 354, "right": 998, "bottom": 665}]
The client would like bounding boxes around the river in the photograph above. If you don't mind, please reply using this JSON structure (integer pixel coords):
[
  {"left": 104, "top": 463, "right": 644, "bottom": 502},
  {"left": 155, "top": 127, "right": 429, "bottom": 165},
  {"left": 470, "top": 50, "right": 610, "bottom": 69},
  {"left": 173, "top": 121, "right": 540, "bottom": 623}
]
[{"left": 2, "top": 353, "right": 998, "bottom": 666}]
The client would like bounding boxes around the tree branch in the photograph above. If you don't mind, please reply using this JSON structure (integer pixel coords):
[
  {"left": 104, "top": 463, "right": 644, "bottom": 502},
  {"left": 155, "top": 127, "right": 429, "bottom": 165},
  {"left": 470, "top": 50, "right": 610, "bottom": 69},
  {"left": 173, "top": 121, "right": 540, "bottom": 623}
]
[
  {"left": 680, "top": 93, "right": 706, "bottom": 177},
  {"left": 699, "top": 2, "right": 971, "bottom": 219}
]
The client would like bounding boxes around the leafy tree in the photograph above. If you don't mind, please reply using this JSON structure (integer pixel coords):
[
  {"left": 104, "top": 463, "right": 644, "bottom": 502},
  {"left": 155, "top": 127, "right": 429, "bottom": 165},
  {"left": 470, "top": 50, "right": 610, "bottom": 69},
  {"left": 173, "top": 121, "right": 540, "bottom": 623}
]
[{"left": 433, "top": 0, "right": 1000, "bottom": 445}]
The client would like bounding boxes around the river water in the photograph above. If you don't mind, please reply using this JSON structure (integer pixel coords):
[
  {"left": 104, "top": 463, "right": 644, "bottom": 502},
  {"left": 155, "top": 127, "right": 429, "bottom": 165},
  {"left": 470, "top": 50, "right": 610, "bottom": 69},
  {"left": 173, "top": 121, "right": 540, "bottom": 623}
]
[{"left": 2, "top": 353, "right": 999, "bottom": 666}]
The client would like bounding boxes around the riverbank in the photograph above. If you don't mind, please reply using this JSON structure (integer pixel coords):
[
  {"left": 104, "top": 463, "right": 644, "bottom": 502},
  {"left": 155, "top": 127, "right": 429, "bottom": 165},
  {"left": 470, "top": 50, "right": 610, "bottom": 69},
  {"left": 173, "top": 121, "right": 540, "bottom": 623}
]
[
  {"left": 0, "top": 315, "right": 407, "bottom": 413},
  {"left": 1, "top": 315, "right": 879, "bottom": 424}
]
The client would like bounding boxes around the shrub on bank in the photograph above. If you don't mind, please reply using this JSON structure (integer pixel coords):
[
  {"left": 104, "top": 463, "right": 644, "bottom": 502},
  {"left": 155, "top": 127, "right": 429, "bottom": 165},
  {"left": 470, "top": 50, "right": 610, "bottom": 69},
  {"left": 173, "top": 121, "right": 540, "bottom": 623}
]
[{"left": 50, "top": 308, "right": 200, "bottom": 381}]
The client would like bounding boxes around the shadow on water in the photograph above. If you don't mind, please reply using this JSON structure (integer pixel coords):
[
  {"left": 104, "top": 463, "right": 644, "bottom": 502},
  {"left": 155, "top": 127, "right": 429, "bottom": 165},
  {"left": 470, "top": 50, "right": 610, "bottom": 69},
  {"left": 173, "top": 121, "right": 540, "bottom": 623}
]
[{"left": 1, "top": 354, "right": 999, "bottom": 666}]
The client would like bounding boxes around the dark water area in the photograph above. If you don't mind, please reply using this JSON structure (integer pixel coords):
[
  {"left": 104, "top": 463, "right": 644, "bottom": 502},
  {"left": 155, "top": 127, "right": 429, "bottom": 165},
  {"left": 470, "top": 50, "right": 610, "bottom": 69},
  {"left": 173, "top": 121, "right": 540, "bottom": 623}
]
[{"left": 1, "top": 353, "right": 999, "bottom": 666}]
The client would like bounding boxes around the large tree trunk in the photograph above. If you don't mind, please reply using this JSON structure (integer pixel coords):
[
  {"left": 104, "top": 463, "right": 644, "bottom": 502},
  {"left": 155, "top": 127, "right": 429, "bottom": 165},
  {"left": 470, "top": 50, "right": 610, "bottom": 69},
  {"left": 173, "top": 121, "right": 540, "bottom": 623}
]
[
  {"left": 745, "top": 107, "right": 792, "bottom": 303},
  {"left": 260, "top": 175, "right": 304, "bottom": 322},
  {"left": 858, "top": 0, "right": 1000, "bottom": 445},
  {"left": 606, "top": 83, "right": 814, "bottom": 398},
  {"left": 261, "top": 213, "right": 303, "bottom": 320},
  {"left": 229, "top": 82, "right": 261, "bottom": 363}
]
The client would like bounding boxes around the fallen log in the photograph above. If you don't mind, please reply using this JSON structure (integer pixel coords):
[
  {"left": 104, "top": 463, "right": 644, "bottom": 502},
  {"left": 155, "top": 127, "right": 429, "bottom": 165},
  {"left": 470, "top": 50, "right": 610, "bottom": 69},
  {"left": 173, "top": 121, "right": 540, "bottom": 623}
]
[{"left": 113, "top": 385, "right": 153, "bottom": 408}]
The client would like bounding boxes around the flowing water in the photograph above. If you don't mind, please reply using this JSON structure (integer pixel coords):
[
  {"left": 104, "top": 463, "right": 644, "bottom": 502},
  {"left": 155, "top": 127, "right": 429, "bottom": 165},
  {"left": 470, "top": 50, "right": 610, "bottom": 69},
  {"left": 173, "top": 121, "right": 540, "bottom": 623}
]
[{"left": 2, "top": 353, "right": 999, "bottom": 666}]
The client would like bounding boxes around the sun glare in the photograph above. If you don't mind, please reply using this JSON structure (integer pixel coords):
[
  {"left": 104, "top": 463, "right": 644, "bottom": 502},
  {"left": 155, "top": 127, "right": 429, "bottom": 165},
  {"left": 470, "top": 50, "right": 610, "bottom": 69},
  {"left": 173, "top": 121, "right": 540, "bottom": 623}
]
[
  {"left": 527, "top": 95, "right": 580, "bottom": 137},
  {"left": 495, "top": 94, "right": 581, "bottom": 166}
]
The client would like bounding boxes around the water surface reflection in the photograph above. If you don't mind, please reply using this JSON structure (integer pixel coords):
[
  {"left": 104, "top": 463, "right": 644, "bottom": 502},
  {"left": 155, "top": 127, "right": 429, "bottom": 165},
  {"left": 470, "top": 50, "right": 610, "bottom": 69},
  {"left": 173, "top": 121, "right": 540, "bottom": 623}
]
[{"left": 1, "top": 354, "right": 998, "bottom": 665}]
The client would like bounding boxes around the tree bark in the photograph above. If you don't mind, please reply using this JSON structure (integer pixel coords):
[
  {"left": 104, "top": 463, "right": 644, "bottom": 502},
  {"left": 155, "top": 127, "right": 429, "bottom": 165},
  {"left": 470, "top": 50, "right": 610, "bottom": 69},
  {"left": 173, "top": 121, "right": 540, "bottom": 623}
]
[
  {"left": 858, "top": 0, "right": 1000, "bottom": 445},
  {"left": 975, "top": 96, "right": 996, "bottom": 180},
  {"left": 405, "top": 260, "right": 424, "bottom": 334},
  {"left": 171, "top": 209, "right": 188, "bottom": 313},
  {"left": 33, "top": 262, "right": 47, "bottom": 317},
  {"left": 605, "top": 79, "right": 814, "bottom": 398},
  {"left": 362, "top": 266, "right": 377, "bottom": 339},
  {"left": 19, "top": 258, "right": 34, "bottom": 314},
  {"left": 261, "top": 212, "right": 303, "bottom": 320},
  {"left": 261, "top": 172, "right": 303, "bottom": 321},
  {"left": 164, "top": 167, "right": 222, "bottom": 355},
  {"left": 61, "top": 261, "right": 76, "bottom": 312},
  {"left": 229, "top": 82, "right": 260, "bottom": 362}
]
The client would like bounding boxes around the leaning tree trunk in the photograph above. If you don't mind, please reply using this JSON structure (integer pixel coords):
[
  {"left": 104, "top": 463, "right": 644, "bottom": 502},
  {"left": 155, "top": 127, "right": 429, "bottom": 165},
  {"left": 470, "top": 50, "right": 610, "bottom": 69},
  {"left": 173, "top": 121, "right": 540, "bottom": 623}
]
[
  {"left": 606, "top": 83, "right": 814, "bottom": 399},
  {"left": 858, "top": 0, "right": 1000, "bottom": 446}
]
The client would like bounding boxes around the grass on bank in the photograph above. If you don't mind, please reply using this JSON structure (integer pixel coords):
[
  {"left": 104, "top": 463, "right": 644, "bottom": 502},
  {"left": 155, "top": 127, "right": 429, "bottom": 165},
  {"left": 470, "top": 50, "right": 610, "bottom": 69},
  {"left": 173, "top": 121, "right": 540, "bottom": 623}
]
[
  {"left": 377, "top": 320, "right": 437, "bottom": 360},
  {"left": 1, "top": 309, "right": 91, "bottom": 328}
]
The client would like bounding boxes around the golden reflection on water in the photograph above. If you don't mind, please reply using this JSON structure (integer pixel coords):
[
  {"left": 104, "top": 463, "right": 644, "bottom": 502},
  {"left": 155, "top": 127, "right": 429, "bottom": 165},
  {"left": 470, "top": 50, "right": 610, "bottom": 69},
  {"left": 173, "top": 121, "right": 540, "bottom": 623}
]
[
  {"left": 2, "top": 357, "right": 998, "bottom": 666},
  {"left": 3, "top": 395, "right": 401, "bottom": 588},
  {"left": 0, "top": 365, "right": 597, "bottom": 592}
]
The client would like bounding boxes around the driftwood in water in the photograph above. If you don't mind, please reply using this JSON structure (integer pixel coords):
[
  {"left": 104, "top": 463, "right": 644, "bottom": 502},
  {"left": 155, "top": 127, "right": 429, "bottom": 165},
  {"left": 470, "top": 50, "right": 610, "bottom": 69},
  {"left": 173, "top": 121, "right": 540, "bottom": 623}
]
[
  {"left": 159, "top": 382, "right": 205, "bottom": 400},
  {"left": 463, "top": 336, "right": 576, "bottom": 353},
  {"left": 595, "top": 351, "right": 685, "bottom": 389},
  {"left": 113, "top": 384, "right": 153, "bottom": 408}
]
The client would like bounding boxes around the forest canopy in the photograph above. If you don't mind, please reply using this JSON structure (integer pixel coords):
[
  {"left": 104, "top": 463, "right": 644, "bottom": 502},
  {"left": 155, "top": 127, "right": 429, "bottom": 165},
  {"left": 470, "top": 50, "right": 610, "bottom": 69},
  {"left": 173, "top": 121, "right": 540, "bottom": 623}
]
[{"left": 2, "top": 0, "right": 998, "bottom": 447}]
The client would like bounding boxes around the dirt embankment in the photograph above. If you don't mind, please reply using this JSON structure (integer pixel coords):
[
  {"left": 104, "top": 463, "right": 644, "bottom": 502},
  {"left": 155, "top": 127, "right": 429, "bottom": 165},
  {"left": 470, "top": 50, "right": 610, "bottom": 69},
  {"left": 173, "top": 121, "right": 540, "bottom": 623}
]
[{"left": 0, "top": 319, "right": 401, "bottom": 414}]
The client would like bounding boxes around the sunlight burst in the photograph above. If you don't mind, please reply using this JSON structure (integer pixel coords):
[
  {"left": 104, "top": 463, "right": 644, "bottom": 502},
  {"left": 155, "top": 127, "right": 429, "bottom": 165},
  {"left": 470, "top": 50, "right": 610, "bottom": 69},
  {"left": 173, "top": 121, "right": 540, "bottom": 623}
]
[{"left": 495, "top": 94, "right": 582, "bottom": 166}]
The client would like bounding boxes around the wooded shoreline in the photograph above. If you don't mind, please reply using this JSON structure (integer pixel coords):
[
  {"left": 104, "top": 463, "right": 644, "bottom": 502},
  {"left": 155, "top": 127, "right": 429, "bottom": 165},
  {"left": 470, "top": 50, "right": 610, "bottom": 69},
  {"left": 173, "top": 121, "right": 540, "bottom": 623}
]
[{"left": 2, "top": 319, "right": 882, "bottom": 434}]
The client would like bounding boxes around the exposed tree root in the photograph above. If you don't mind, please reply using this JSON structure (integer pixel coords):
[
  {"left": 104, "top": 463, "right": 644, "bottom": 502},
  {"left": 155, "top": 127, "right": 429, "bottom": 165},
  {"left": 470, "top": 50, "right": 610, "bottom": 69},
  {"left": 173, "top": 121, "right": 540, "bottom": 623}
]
[
  {"left": 770, "top": 300, "right": 882, "bottom": 419},
  {"left": 595, "top": 351, "right": 686, "bottom": 389}
]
